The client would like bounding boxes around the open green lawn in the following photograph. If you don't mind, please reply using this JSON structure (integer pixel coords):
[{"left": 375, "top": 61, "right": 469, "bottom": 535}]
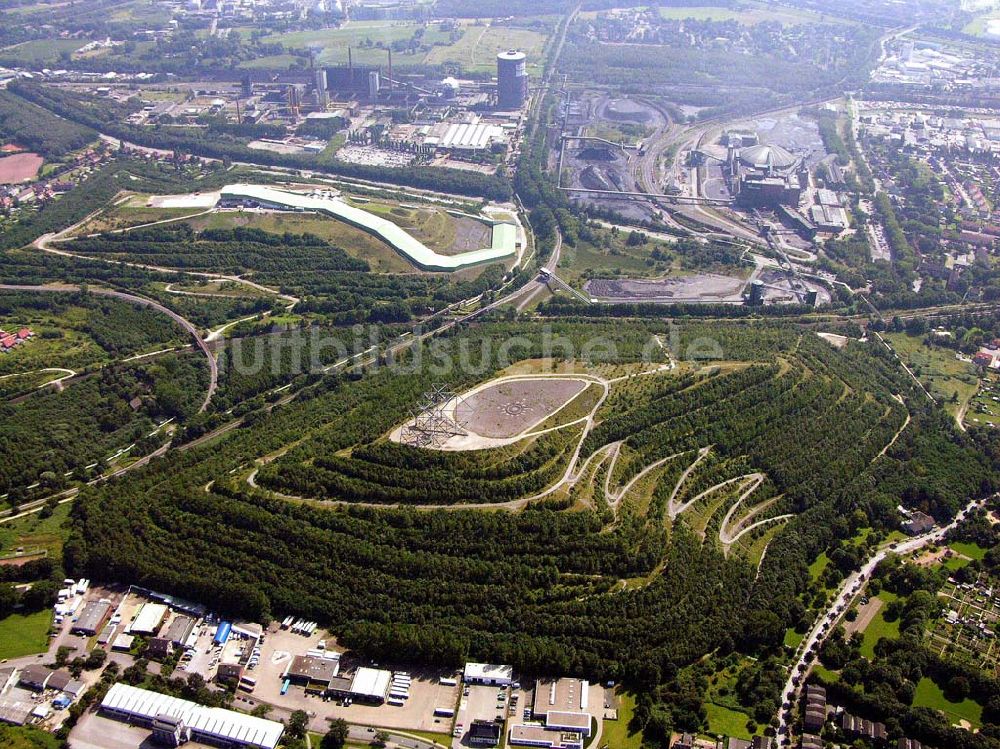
[
  {"left": 884, "top": 333, "right": 979, "bottom": 419},
  {"left": 653, "top": 1, "right": 855, "bottom": 25},
  {"left": 913, "top": 677, "right": 983, "bottom": 727},
  {"left": 0, "top": 609, "right": 52, "bottom": 659},
  {"left": 0, "top": 502, "right": 72, "bottom": 558},
  {"left": 812, "top": 663, "right": 840, "bottom": 683},
  {"left": 964, "top": 11, "right": 1000, "bottom": 37},
  {"left": 601, "top": 691, "right": 643, "bottom": 749},
  {"left": 704, "top": 703, "right": 754, "bottom": 740},
  {"left": 808, "top": 551, "right": 830, "bottom": 582},
  {"left": 0, "top": 38, "right": 89, "bottom": 65},
  {"left": 860, "top": 591, "right": 900, "bottom": 659},
  {"left": 423, "top": 24, "right": 549, "bottom": 75},
  {"left": 943, "top": 554, "right": 972, "bottom": 572},
  {"left": 784, "top": 627, "right": 805, "bottom": 649},
  {"left": 950, "top": 541, "right": 988, "bottom": 561}
]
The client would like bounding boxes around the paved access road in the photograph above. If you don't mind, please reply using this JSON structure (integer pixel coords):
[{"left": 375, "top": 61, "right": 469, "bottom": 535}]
[{"left": 775, "top": 494, "right": 991, "bottom": 746}]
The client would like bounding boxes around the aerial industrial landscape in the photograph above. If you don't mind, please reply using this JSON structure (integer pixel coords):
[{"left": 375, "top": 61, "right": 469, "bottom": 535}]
[{"left": 2, "top": 1, "right": 1000, "bottom": 749}]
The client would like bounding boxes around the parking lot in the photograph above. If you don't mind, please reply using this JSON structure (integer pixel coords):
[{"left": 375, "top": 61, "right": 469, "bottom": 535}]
[
  {"left": 247, "top": 626, "right": 461, "bottom": 735},
  {"left": 70, "top": 710, "right": 215, "bottom": 749},
  {"left": 453, "top": 683, "right": 528, "bottom": 748}
]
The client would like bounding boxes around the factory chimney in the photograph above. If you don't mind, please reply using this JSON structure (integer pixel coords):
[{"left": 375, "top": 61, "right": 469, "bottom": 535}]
[{"left": 388, "top": 48, "right": 393, "bottom": 93}]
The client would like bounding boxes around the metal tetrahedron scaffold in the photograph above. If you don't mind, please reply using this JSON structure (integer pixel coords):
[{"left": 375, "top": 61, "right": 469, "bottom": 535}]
[{"left": 401, "top": 384, "right": 468, "bottom": 448}]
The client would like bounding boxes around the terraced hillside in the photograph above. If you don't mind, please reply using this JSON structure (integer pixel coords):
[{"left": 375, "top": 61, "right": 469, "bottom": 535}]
[{"left": 68, "top": 320, "right": 993, "bottom": 689}]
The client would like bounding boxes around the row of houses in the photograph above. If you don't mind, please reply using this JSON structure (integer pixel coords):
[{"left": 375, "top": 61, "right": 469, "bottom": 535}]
[{"left": 672, "top": 735, "right": 772, "bottom": 749}]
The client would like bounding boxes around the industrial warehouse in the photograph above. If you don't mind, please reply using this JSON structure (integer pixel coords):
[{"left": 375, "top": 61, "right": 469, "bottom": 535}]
[{"left": 99, "top": 683, "right": 285, "bottom": 749}]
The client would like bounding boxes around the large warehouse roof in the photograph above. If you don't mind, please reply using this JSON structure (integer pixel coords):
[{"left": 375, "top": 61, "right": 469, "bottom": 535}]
[
  {"left": 129, "top": 603, "right": 168, "bottom": 634},
  {"left": 101, "top": 683, "right": 284, "bottom": 749},
  {"left": 350, "top": 667, "right": 392, "bottom": 700},
  {"left": 464, "top": 662, "right": 514, "bottom": 683},
  {"left": 219, "top": 185, "right": 516, "bottom": 272},
  {"left": 73, "top": 600, "right": 111, "bottom": 634}
]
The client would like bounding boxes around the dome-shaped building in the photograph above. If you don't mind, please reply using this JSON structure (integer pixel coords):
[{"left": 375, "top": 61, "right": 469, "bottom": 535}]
[
  {"left": 738, "top": 143, "right": 798, "bottom": 172},
  {"left": 725, "top": 137, "right": 805, "bottom": 208}
]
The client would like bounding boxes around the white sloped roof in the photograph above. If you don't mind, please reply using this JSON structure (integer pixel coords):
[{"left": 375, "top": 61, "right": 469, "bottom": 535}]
[
  {"left": 219, "top": 185, "right": 515, "bottom": 272},
  {"left": 350, "top": 667, "right": 392, "bottom": 699},
  {"left": 129, "top": 603, "right": 167, "bottom": 634},
  {"left": 101, "top": 683, "right": 284, "bottom": 749}
]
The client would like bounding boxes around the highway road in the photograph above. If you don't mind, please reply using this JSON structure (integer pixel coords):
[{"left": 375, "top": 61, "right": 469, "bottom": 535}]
[{"left": 774, "top": 494, "right": 991, "bottom": 746}]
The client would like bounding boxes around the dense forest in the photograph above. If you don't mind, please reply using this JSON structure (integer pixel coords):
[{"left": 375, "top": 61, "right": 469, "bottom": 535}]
[
  {"left": 64, "top": 320, "right": 1000, "bottom": 743},
  {"left": 0, "top": 291, "right": 208, "bottom": 497},
  {"left": 0, "top": 90, "right": 96, "bottom": 158}
]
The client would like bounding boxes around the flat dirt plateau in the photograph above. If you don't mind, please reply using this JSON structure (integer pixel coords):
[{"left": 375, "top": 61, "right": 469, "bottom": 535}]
[{"left": 454, "top": 378, "right": 588, "bottom": 438}]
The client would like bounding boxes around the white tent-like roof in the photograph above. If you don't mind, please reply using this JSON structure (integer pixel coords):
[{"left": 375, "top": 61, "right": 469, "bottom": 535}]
[
  {"left": 101, "top": 683, "right": 284, "bottom": 749},
  {"left": 350, "top": 667, "right": 392, "bottom": 700},
  {"left": 739, "top": 144, "right": 798, "bottom": 171}
]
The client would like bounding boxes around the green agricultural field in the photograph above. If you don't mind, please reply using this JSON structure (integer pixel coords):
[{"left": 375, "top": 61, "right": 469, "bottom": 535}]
[
  {"left": 259, "top": 20, "right": 549, "bottom": 76},
  {"left": 859, "top": 591, "right": 900, "bottom": 659},
  {"left": 912, "top": 677, "right": 983, "bottom": 727},
  {"left": 107, "top": 0, "right": 172, "bottom": 25},
  {"left": 0, "top": 38, "right": 89, "bottom": 65},
  {"left": 423, "top": 23, "right": 550, "bottom": 75},
  {"left": 0, "top": 609, "right": 53, "bottom": 660},
  {"left": 653, "top": 1, "right": 855, "bottom": 25},
  {"left": 260, "top": 21, "right": 454, "bottom": 68}
]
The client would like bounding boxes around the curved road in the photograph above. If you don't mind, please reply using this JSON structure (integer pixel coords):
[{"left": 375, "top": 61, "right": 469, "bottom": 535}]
[
  {"left": 775, "top": 494, "right": 991, "bottom": 745},
  {"left": 0, "top": 283, "right": 217, "bottom": 412}
]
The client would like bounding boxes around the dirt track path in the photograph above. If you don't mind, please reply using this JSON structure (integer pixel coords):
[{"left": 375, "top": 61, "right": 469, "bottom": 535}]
[
  {"left": 0, "top": 283, "right": 217, "bottom": 412},
  {"left": 875, "top": 395, "right": 910, "bottom": 460},
  {"left": 248, "top": 357, "right": 686, "bottom": 511},
  {"left": 666, "top": 446, "right": 712, "bottom": 518}
]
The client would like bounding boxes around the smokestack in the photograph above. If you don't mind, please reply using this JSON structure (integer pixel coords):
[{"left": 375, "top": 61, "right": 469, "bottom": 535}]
[
  {"left": 235, "top": 97, "right": 241, "bottom": 125},
  {"left": 348, "top": 46, "right": 353, "bottom": 78},
  {"left": 388, "top": 48, "right": 393, "bottom": 92}
]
